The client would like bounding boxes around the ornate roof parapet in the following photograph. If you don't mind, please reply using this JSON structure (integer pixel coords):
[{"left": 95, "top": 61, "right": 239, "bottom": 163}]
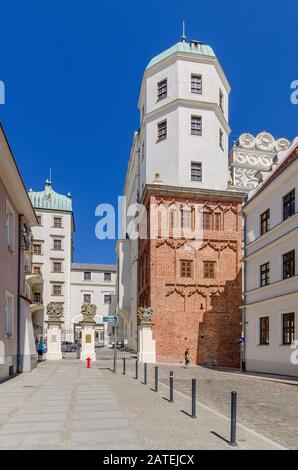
[{"left": 229, "top": 132, "right": 291, "bottom": 192}]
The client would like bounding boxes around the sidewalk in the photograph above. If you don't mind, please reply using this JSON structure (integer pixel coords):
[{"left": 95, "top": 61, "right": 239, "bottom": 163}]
[{"left": 0, "top": 360, "right": 286, "bottom": 450}]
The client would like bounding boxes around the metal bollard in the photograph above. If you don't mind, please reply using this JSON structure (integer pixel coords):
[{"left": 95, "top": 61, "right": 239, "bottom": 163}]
[
  {"left": 169, "top": 370, "right": 174, "bottom": 402},
  {"left": 154, "top": 366, "right": 158, "bottom": 392},
  {"left": 230, "top": 391, "right": 237, "bottom": 446},
  {"left": 191, "top": 378, "right": 197, "bottom": 418},
  {"left": 135, "top": 359, "right": 138, "bottom": 380},
  {"left": 144, "top": 363, "right": 147, "bottom": 384},
  {"left": 123, "top": 357, "right": 126, "bottom": 375}
]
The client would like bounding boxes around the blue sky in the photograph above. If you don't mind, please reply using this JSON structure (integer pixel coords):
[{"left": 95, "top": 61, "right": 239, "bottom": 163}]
[{"left": 0, "top": 0, "right": 297, "bottom": 264}]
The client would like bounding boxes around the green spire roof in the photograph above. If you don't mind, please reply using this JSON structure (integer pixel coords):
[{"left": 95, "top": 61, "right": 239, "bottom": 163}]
[
  {"left": 146, "top": 40, "right": 215, "bottom": 69},
  {"left": 28, "top": 180, "right": 73, "bottom": 212}
]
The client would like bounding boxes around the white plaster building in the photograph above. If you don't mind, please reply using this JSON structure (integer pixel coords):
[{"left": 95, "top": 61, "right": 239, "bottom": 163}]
[
  {"left": 117, "top": 36, "right": 234, "bottom": 353},
  {"left": 243, "top": 138, "right": 298, "bottom": 376},
  {"left": 28, "top": 181, "right": 74, "bottom": 331},
  {"left": 70, "top": 263, "right": 117, "bottom": 345}
]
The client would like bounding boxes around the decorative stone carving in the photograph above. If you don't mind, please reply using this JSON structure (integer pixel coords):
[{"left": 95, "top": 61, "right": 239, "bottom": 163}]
[
  {"left": 229, "top": 132, "right": 291, "bottom": 192},
  {"left": 81, "top": 303, "right": 97, "bottom": 322},
  {"left": 137, "top": 306, "right": 153, "bottom": 325},
  {"left": 46, "top": 302, "right": 64, "bottom": 321}
]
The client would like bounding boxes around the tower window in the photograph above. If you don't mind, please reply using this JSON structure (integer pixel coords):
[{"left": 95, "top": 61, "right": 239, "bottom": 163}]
[
  {"left": 203, "top": 261, "right": 216, "bottom": 279},
  {"left": 219, "top": 128, "right": 224, "bottom": 150},
  {"left": 219, "top": 89, "right": 224, "bottom": 111},
  {"left": 180, "top": 260, "right": 193, "bottom": 278},
  {"left": 191, "top": 116, "right": 202, "bottom": 136},
  {"left": 157, "top": 120, "right": 167, "bottom": 141},
  {"left": 157, "top": 79, "right": 167, "bottom": 101},
  {"left": 191, "top": 162, "right": 202, "bottom": 181},
  {"left": 191, "top": 74, "right": 202, "bottom": 94}
]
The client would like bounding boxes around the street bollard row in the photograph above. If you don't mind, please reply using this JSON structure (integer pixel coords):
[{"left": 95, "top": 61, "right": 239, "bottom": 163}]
[{"left": 117, "top": 358, "right": 238, "bottom": 447}]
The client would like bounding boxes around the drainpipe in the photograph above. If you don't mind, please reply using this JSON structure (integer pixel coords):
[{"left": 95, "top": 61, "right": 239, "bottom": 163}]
[
  {"left": 16, "top": 215, "right": 22, "bottom": 373},
  {"left": 241, "top": 211, "right": 247, "bottom": 372}
]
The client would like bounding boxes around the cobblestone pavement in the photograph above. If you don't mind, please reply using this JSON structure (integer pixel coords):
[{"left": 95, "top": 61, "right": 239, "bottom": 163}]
[
  {"left": 0, "top": 358, "right": 286, "bottom": 450},
  {"left": 126, "top": 361, "right": 298, "bottom": 450}
]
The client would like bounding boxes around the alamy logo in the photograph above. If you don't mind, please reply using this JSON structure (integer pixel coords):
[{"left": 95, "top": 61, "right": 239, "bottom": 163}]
[
  {"left": 290, "top": 80, "right": 298, "bottom": 105},
  {"left": 0, "top": 81, "right": 5, "bottom": 104}
]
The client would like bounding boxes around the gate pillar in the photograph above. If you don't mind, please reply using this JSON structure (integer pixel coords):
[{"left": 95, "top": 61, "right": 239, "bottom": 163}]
[
  {"left": 80, "top": 304, "right": 96, "bottom": 361},
  {"left": 46, "top": 303, "right": 64, "bottom": 361},
  {"left": 137, "top": 307, "right": 156, "bottom": 364}
]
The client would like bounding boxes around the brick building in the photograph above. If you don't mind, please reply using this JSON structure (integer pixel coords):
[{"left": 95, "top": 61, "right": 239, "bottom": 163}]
[{"left": 117, "top": 35, "right": 245, "bottom": 366}]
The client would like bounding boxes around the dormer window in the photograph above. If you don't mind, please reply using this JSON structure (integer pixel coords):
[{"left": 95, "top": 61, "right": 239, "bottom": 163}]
[{"left": 157, "top": 79, "right": 167, "bottom": 101}]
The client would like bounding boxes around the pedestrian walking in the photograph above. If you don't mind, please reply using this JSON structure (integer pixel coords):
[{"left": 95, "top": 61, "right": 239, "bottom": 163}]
[
  {"left": 184, "top": 348, "right": 190, "bottom": 368},
  {"left": 37, "top": 338, "right": 45, "bottom": 362}
]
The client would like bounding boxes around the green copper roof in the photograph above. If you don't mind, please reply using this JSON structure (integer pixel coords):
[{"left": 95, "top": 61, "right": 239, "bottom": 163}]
[
  {"left": 28, "top": 180, "right": 73, "bottom": 212},
  {"left": 146, "top": 40, "right": 215, "bottom": 69}
]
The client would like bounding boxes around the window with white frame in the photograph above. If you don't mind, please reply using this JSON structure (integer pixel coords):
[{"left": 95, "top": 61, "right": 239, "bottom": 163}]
[
  {"left": 191, "top": 74, "right": 202, "bottom": 94},
  {"left": 104, "top": 272, "right": 112, "bottom": 282},
  {"left": 191, "top": 116, "right": 202, "bottom": 135},
  {"left": 157, "top": 79, "right": 167, "bottom": 100},
  {"left": 104, "top": 293, "right": 112, "bottom": 304},
  {"left": 83, "top": 293, "right": 92, "bottom": 304},
  {"left": 6, "top": 201, "right": 15, "bottom": 251},
  {"left": 157, "top": 120, "right": 167, "bottom": 141},
  {"left": 5, "top": 291, "right": 14, "bottom": 337},
  {"left": 84, "top": 271, "right": 92, "bottom": 281},
  {"left": 191, "top": 162, "right": 202, "bottom": 181}
]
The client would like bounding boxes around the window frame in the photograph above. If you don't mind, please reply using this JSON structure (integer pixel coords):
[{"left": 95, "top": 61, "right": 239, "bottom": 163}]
[
  {"left": 191, "top": 162, "right": 202, "bottom": 182},
  {"left": 283, "top": 189, "right": 295, "bottom": 221},
  {"left": 83, "top": 293, "right": 92, "bottom": 304},
  {"left": 203, "top": 261, "right": 216, "bottom": 279},
  {"left": 219, "top": 128, "right": 224, "bottom": 150},
  {"left": 104, "top": 272, "right": 112, "bottom": 282},
  {"left": 260, "top": 262, "right": 270, "bottom": 287},
  {"left": 191, "top": 115, "right": 202, "bottom": 136},
  {"left": 259, "top": 316, "right": 269, "bottom": 345},
  {"left": 157, "top": 120, "right": 167, "bottom": 142},
  {"left": 191, "top": 74, "right": 202, "bottom": 94},
  {"left": 4, "top": 290, "right": 14, "bottom": 338},
  {"left": 83, "top": 271, "right": 92, "bottom": 281},
  {"left": 52, "top": 284, "right": 63, "bottom": 296},
  {"left": 282, "top": 312, "right": 295, "bottom": 345},
  {"left": 157, "top": 78, "right": 168, "bottom": 101},
  {"left": 260, "top": 209, "right": 270, "bottom": 235},
  {"left": 5, "top": 200, "right": 15, "bottom": 252},
  {"left": 53, "top": 238, "right": 62, "bottom": 251},
  {"left": 282, "top": 250, "right": 295, "bottom": 279},
  {"left": 180, "top": 260, "right": 193, "bottom": 278},
  {"left": 104, "top": 293, "right": 112, "bottom": 304},
  {"left": 53, "top": 216, "right": 63, "bottom": 228}
]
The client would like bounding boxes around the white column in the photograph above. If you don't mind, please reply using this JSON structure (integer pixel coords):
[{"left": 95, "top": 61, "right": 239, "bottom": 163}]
[
  {"left": 80, "top": 322, "right": 96, "bottom": 361},
  {"left": 138, "top": 324, "right": 156, "bottom": 363},
  {"left": 46, "top": 321, "right": 63, "bottom": 360}
]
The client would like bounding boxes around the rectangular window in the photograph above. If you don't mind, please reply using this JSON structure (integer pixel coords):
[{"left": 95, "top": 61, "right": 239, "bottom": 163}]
[
  {"left": 84, "top": 271, "right": 91, "bottom": 281},
  {"left": 259, "top": 317, "right": 269, "bottom": 345},
  {"left": 203, "top": 213, "right": 211, "bottom": 230},
  {"left": 157, "top": 79, "right": 167, "bottom": 101},
  {"left": 157, "top": 120, "right": 167, "bottom": 141},
  {"left": 53, "top": 284, "right": 62, "bottom": 296},
  {"left": 219, "top": 89, "right": 224, "bottom": 111},
  {"left": 33, "top": 244, "right": 42, "bottom": 255},
  {"left": 33, "top": 292, "right": 42, "bottom": 304},
  {"left": 180, "top": 260, "right": 193, "bottom": 278},
  {"left": 283, "top": 250, "right": 295, "bottom": 279},
  {"left": 191, "top": 74, "right": 202, "bottom": 94},
  {"left": 36, "top": 215, "right": 42, "bottom": 226},
  {"left": 6, "top": 201, "right": 15, "bottom": 251},
  {"left": 203, "top": 261, "right": 216, "bottom": 279},
  {"left": 191, "top": 115, "right": 202, "bottom": 135},
  {"left": 260, "top": 209, "right": 270, "bottom": 235},
  {"left": 5, "top": 291, "right": 14, "bottom": 337},
  {"left": 104, "top": 294, "right": 112, "bottom": 304},
  {"left": 282, "top": 313, "right": 295, "bottom": 345},
  {"left": 260, "top": 262, "right": 270, "bottom": 287},
  {"left": 191, "top": 162, "right": 202, "bottom": 182},
  {"left": 53, "top": 217, "right": 62, "bottom": 228},
  {"left": 53, "top": 239, "right": 62, "bottom": 250},
  {"left": 83, "top": 293, "right": 91, "bottom": 304},
  {"left": 104, "top": 272, "right": 112, "bottom": 282},
  {"left": 53, "top": 261, "right": 62, "bottom": 273},
  {"left": 283, "top": 189, "right": 295, "bottom": 220},
  {"left": 219, "top": 128, "right": 224, "bottom": 150},
  {"left": 214, "top": 213, "right": 221, "bottom": 231}
]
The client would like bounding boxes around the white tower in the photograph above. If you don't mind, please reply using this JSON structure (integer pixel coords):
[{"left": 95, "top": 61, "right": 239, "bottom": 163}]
[{"left": 138, "top": 36, "right": 231, "bottom": 193}]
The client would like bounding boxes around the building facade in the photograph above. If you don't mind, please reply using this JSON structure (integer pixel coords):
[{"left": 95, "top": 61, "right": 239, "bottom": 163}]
[
  {"left": 118, "top": 37, "right": 245, "bottom": 365},
  {"left": 28, "top": 181, "right": 74, "bottom": 332},
  {"left": 0, "top": 124, "right": 37, "bottom": 379},
  {"left": 70, "top": 263, "right": 117, "bottom": 345},
  {"left": 243, "top": 139, "right": 298, "bottom": 376}
]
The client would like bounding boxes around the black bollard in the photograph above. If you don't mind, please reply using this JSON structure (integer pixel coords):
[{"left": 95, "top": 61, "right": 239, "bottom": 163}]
[
  {"left": 135, "top": 359, "right": 138, "bottom": 380},
  {"left": 144, "top": 363, "right": 147, "bottom": 385},
  {"left": 191, "top": 378, "right": 197, "bottom": 418},
  {"left": 230, "top": 391, "right": 237, "bottom": 446},
  {"left": 123, "top": 357, "right": 126, "bottom": 375},
  {"left": 169, "top": 371, "right": 174, "bottom": 402},
  {"left": 154, "top": 366, "right": 158, "bottom": 392}
]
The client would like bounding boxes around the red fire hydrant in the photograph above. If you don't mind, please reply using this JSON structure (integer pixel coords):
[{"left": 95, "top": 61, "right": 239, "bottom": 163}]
[{"left": 86, "top": 357, "right": 91, "bottom": 369}]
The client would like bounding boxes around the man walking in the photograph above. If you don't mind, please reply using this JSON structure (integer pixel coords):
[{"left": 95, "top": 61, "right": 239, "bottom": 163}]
[{"left": 184, "top": 348, "right": 190, "bottom": 368}]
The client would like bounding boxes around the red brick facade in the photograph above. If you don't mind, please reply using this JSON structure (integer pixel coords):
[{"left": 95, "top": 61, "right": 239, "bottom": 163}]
[{"left": 138, "top": 188, "right": 243, "bottom": 367}]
